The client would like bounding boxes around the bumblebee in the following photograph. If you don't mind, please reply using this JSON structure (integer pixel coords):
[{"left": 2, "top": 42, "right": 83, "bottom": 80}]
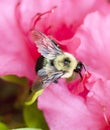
[{"left": 31, "top": 31, "right": 85, "bottom": 91}]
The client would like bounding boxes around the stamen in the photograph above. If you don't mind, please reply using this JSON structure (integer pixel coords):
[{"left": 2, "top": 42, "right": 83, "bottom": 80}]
[
  {"left": 102, "top": 105, "right": 110, "bottom": 126},
  {"left": 15, "top": 0, "right": 26, "bottom": 35},
  {"left": 15, "top": 1, "right": 57, "bottom": 35},
  {"left": 29, "top": 6, "right": 57, "bottom": 31}
]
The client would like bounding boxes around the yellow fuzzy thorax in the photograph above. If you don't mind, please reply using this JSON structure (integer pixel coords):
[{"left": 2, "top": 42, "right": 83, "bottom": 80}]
[{"left": 54, "top": 52, "right": 78, "bottom": 78}]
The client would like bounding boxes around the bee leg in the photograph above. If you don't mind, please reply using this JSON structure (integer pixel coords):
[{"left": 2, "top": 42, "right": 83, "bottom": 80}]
[
  {"left": 82, "top": 64, "right": 86, "bottom": 71},
  {"left": 74, "top": 69, "right": 83, "bottom": 81},
  {"left": 29, "top": 89, "right": 32, "bottom": 94},
  {"left": 54, "top": 80, "right": 58, "bottom": 83},
  {"left": 78, "top": 72, "right": 83, "bottom": 80}
]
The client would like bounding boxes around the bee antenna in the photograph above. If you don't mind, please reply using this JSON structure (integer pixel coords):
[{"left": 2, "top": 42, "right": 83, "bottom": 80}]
[
  {"left": 78, "top": 72, "right": 83, "bottom": 80},
  {"left": 82, "top": 63, "right": 86, "bottom": 71}
]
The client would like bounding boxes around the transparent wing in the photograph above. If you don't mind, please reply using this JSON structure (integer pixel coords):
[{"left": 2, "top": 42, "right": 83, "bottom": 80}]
[
  {"left": 26, "top": 69, "right": 63, "bottom": 105},
  {"left": 31, "top": 67, "right": 64, "bottom": 92},
  {"left": 39, "top": 67, "right": 64, "bottom": 85},
  {"left": 31, "top": 30, "right": 63, "bottom": 59}
]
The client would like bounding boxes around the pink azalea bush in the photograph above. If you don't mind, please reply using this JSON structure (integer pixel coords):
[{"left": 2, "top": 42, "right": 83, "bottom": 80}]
[{"left": 1, "top": 0, "right": 110, "bottom": 129}]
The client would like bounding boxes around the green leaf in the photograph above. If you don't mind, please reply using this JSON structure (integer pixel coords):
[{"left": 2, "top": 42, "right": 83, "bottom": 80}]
[
  {"left": 0, "top": 122, "right": 9, "bottom": 130},
  {"left": 1, "top": 75, "right": 28, "bottom": 87},
  {"left": 23, "top": 103, "right": 49, "bottom": 130},
  {"left": 1, "top": 75, "right": 30, "bottom": 107},
  {"left": 12, "top": 128, "right": 42, "bottom": 130},
  {"left": 25, "top": 89, "right": 44, "bottom": 105}
]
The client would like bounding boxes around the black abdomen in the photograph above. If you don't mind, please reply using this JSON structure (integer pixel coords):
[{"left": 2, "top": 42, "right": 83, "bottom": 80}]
[{"left": 35, "top": 56, "right": 44, "bottom": 73}]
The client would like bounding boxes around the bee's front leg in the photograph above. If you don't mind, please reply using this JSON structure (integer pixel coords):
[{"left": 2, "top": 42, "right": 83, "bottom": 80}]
[{"left": 54, "top": 80, "right": 58, "bottom": 83}]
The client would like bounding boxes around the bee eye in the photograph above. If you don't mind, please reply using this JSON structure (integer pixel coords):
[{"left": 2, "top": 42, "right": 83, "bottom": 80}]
[{"left": 64, "top": 58, "right": 70, "bottom": 66}]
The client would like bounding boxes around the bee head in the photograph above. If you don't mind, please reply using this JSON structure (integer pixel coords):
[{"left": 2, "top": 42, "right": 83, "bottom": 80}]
[{"left": 54, "top": 52, "right": 78, "bottom": 78}]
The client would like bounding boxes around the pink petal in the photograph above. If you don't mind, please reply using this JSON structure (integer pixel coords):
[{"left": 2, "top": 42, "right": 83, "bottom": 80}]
[
  {"left": 87, "top": 79, "right": 110, "bottom": 128},
  {"left": 88, "top": 79, "right": 110, "bottom": 117},
  {"left": 61, "top": 37, "right": 81, "bottom": 54},
  {"left": 38, "top": 80, "right": 106, "bottom": 130},
  {"left": 93, "top": 0, "right": 110, "bottom": 14},
  {"left": 0, "top": 0, "right": 37, "bottom": 80},
  {"left": 74, "top": 11, "right": 110, "bottom": 80}
]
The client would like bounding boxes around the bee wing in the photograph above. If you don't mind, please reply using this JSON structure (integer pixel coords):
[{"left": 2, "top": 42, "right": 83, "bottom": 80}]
[
  {"left": 39, "top": 67, "right": 64, "bottom": 85},
  {"left": 31, "top": 78, "right": 44, "bottom": 92},
  {"left": 31, "top": 30, "right": 63, "bottom": 59},
  {"left": 31, "top": 67, "right": 64, "bottom": 92}
]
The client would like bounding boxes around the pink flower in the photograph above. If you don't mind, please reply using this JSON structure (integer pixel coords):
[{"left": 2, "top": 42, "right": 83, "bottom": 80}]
[
  {"left": 1, "top": 0, "right": 107, "bottom": 80},
  {"left": 38, "top": 3, "right": 110, "bottom": 130},
  {"left": 0, "top": 0, "right": 96, "bottom": 80},
  {"left": 38, "top": 80, "right": 107, "bottom": 130},
  {"left": 1, "top": 0, "right": 110, "bottom": 130},
  {"left": 75, "top": 11, "right": 110, "bottom": 129}
]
